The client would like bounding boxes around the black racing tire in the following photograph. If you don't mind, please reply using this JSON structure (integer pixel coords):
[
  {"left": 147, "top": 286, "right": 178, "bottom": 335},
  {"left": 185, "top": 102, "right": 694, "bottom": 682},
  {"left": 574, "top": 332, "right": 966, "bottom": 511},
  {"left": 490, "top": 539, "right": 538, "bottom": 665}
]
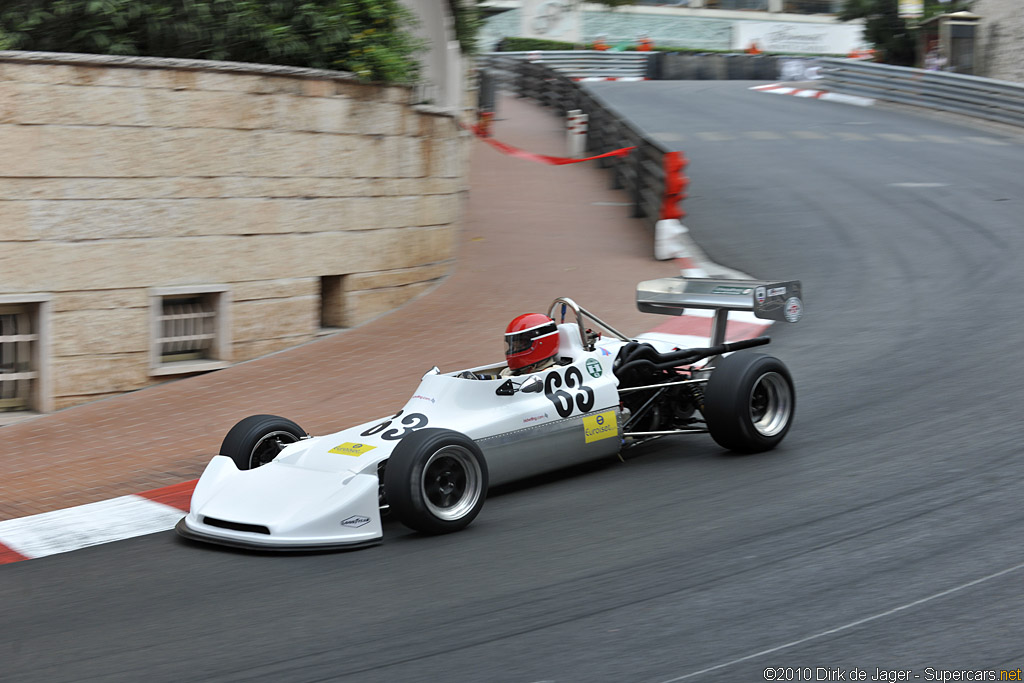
[
  {"left": 383, "top": 428, "right": 488, "bottom": 535},
  {"left": 220, "top": 414, "right": 307, "bottom": 470},
  {"left": 703, "top": 352, "right": 795, "bottom": 453}
]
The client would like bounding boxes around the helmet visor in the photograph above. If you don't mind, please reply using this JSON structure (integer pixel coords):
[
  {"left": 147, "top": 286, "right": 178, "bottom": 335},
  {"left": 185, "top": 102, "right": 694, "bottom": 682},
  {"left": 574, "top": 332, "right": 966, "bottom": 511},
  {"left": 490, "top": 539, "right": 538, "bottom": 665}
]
[{"left": 505, "top": 323, "right": 557, "bottom": 356}]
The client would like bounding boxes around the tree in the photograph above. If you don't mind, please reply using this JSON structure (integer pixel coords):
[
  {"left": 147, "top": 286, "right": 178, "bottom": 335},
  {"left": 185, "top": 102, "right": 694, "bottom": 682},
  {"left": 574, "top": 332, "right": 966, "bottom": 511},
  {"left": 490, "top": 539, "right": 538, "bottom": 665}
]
[
  {"left": 839, "top": 0, "right": 973, "bottom": 66},
  {"left": 0, "top": 0, "right": 425, "bottom": 83}
]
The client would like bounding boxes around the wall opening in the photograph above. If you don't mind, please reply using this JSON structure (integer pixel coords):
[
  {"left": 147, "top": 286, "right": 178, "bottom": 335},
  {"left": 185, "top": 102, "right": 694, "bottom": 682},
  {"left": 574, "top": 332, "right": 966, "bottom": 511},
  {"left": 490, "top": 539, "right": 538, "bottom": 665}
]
[{"left": 320, "top": 275, "right": 346, "bottom": 329}]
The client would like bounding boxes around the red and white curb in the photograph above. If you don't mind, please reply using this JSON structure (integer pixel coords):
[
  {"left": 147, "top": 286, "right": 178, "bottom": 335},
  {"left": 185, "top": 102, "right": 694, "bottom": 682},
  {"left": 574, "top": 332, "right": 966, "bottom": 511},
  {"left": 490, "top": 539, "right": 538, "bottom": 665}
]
[
  {"left": 0, "top": 481, "right": 196, "bottom": 564},
  {"left": 0, "top": 248, "right": 769, "bottom": 564},
  {"left": 751, "top": 83, "right": 875, "bottom": 107}
]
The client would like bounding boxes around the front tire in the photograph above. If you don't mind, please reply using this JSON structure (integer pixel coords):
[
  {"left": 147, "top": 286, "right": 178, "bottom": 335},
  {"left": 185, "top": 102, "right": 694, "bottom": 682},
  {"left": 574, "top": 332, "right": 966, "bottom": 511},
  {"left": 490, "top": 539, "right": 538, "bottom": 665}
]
[
  {"left": 703, "top": 352, "right": 794, "bottom": 453},
  {"left": 384, "top": 428, "right": 488, "bottom": 535},
  {"left": 220, "top": 414, "right": 307, "bottom": 470}
]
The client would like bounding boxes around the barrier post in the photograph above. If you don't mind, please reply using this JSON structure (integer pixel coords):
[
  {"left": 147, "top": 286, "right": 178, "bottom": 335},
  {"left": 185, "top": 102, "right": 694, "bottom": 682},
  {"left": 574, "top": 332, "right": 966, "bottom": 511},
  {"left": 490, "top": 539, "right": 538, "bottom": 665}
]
[
  {"left": 566, "top": 110, "right": 588, "bottom": 158},
  {"left": 654, "top": 151, "right": 690, "bottom": 260}
]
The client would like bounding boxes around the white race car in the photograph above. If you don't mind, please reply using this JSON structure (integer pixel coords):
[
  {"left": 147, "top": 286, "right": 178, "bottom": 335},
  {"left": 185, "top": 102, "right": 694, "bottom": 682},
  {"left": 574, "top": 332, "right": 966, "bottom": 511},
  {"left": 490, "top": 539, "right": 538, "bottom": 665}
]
[{"left": 176, "top": 277, "right": 803, "bottom": 551}]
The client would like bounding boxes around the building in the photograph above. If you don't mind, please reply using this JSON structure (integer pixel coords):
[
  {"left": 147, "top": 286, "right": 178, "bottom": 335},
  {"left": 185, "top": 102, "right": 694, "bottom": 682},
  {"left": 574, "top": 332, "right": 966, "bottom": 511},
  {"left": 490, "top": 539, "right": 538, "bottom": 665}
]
[
  {"left": 482, "top": 0, "right": 864, "bottom": 55},
  {"left": 972, "top": 0, "right": 1024, "bottom": 82}
]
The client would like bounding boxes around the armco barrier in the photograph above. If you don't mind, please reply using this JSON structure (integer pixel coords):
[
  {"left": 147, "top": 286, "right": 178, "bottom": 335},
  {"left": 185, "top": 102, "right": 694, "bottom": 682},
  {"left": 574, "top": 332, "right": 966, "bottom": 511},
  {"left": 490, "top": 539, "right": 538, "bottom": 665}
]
[
  {"left": 818, "top": 57, "right": 1024, "bottom": 128},
  {"left": 488, "top": 50, "right": 651, "bottom": 80},
  {"left": 478, "top": 53, "right": 680, "bottom": 232}
]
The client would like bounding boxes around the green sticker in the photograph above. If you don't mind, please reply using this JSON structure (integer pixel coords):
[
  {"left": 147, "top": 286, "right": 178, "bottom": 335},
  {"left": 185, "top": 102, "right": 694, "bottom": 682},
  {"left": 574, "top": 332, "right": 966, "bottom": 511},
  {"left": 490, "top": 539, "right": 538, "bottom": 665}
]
[
  {"left": 586, "top": 358, "right": 603, "bottom": 378},
  {"left": 711, "top": 286, "right": 752, "bottom": 295}
]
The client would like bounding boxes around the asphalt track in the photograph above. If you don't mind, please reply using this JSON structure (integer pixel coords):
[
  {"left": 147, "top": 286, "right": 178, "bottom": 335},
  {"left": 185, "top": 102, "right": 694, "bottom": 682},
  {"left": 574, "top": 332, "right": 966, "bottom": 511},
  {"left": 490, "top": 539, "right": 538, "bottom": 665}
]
[{"left": 3, "top": 81, "right": 1024, "bottom": 682}]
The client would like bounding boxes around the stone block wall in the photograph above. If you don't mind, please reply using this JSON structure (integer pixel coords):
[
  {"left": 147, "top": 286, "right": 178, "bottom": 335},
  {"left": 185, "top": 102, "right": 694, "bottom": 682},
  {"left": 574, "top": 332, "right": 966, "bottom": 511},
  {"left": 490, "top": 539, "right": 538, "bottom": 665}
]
[
  {"left": 973, "top": 0, "right": 1024, "bottom": 83},
  {"left": 0, "top": 52, "right": 468, "bottom": 412}
]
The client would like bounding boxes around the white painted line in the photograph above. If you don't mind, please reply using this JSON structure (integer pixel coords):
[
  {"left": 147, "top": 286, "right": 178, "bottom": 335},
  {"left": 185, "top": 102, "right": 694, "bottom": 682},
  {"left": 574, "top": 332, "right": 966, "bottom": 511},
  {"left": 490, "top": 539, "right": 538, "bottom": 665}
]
[
  {"left": 658, "top": 560, "right": 1024, "bottom": 682},
  {"left": 793, "top": 131, "right": 828, "bottom": 140},
  {"left": 0, "top": 495, "right": 184, "bottom": 559},
  {"left": 966, "top": 136, "right": 1009, "bottom": 146},
  {"left": 888, "top": 182, "right": 951, "bottom": 188},
  {"left": 877, "top": 133, "right": 916, "bottom": 142}
]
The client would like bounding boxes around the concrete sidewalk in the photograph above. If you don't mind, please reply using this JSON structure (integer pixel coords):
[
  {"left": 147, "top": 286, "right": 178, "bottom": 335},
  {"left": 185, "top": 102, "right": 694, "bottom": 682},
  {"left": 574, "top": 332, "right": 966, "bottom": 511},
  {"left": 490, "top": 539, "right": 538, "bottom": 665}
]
[{"left": 0, "top": 95, "right": 683, "bottom": 522}]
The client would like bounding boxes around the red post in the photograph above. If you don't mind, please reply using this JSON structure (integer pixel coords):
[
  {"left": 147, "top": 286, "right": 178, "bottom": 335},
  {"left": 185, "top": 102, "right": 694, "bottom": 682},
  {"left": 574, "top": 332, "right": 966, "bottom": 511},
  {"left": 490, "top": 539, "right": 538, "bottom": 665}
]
[{"left": 660, "top": 151, "right": 689, "bottom": 220}]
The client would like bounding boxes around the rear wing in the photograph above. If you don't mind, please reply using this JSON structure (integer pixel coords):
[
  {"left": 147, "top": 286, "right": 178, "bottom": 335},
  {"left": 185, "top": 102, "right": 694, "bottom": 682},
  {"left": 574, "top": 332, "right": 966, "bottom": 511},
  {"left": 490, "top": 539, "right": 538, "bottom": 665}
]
[{"left": 636, "top": 277, "right": 803, "bottom": 346}]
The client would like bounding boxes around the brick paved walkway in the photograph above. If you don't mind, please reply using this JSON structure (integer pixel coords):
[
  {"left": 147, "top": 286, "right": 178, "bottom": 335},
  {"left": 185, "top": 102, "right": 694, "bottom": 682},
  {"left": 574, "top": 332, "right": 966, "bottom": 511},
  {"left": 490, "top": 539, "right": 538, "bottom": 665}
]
[{"left": 0, "top": 95, "right": 680, "bottom": 521}]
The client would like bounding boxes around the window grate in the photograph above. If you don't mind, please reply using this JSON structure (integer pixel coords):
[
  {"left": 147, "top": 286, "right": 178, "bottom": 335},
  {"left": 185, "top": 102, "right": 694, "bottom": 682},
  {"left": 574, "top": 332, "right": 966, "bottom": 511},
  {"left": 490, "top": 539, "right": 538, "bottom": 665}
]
[
  {"left": 0, "top": 309, "right": 38, "bottom": 412},
  {"left": 158, "top": 297, "right": 216, "bottom": 362}
]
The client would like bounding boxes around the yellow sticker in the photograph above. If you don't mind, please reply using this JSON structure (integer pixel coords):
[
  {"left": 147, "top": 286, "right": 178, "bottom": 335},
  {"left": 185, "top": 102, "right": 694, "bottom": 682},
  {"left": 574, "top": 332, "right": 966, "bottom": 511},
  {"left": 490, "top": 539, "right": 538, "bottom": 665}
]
[
  {"left": 583, "top": 410, "right": 618, "bottom": 444},
  {"left": 328, "top": 442, "right": 376, "bottom": 457}
]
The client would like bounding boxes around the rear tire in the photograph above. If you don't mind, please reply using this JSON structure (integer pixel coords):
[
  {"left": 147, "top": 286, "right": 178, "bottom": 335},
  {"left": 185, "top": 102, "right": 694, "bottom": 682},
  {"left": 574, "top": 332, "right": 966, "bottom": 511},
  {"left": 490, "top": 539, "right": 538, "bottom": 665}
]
[
  {"left": 220, "top": 414, "right": 306, "bottom": 470},
  {"left": 704, "top": 352, "right": 794, "bottom": 453},
  {"left": 384, "top": 428, "right": 488, "bottom": 535}
]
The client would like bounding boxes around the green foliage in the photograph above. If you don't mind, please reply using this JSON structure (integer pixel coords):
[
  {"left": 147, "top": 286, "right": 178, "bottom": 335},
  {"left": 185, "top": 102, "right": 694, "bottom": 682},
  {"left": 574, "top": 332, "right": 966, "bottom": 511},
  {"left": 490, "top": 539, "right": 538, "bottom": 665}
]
[
  {"left": 0, "top": 0, "right": 424, "bottom": 83},
  {"left": 838, "top": 0, "right": 973, "bottom": 66},
  {"left": 449, "top": 0, "right": 482, "bottom": 54},
  {"left": 496, "top": 37, "right": 578, "bottom": 52}
]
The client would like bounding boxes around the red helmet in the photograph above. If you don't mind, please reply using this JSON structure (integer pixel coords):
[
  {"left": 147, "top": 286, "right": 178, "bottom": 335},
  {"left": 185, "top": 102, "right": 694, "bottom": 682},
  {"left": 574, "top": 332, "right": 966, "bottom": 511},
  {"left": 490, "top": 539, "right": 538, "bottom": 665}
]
[{"left": 504, "top": 313, "right": 559, "bottom": 372}]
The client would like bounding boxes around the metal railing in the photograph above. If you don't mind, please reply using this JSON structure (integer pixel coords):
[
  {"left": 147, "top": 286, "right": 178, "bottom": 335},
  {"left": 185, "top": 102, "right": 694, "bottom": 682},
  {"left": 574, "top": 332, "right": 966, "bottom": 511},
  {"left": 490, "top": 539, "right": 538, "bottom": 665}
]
[
  {"left": 818, "top": 58, "right": 1024, "bottom": 128},
  {"left": 486, "top": 51, "right": 651, "bottom": 80},
  {"left": 478, "top": 53, "right": 675, "bottom": 230}
]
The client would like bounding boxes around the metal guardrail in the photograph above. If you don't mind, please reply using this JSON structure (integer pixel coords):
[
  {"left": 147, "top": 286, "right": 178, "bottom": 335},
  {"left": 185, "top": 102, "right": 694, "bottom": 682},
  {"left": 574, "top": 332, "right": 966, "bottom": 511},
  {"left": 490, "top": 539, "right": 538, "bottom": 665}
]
[
  {"left": 819, "top": 58, "right": 1024, "bottom": 129},
  {"left": 485, "top": 51, "right": 651, "bottom": 79},
  {"left": 477, "top": 53, "right": 673, "bottom": 231}
]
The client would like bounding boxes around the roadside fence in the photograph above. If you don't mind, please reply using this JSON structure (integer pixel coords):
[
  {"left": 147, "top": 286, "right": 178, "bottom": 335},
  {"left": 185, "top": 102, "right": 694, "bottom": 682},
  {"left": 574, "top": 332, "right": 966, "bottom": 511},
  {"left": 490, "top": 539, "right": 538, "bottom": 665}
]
[
  {"left": 818, "top": 58, "right": 1024, "bottom": 128},
  {"left": 477, "top": 52, "right": 684, "bottom": 232}
]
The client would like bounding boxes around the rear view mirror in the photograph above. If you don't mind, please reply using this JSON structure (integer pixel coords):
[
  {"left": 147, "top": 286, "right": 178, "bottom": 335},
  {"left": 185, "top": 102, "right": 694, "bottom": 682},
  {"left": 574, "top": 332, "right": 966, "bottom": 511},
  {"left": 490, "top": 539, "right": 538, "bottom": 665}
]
[{"left": 520, "top": 376, "right": 544, "bottom": 393}]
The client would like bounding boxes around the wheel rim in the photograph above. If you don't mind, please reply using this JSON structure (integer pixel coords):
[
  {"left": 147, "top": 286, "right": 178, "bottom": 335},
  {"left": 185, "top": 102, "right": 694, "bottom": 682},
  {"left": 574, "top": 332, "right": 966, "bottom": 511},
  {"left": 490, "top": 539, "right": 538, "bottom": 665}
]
[
  {"left": 748, "top": 372, "right": 792, "bottom": 437},
  {"left": 421, "top": 445, "right": 483, "bottom": 521},
  {"left": 249, "top": 430, "right": 300, "bottom": 468}
]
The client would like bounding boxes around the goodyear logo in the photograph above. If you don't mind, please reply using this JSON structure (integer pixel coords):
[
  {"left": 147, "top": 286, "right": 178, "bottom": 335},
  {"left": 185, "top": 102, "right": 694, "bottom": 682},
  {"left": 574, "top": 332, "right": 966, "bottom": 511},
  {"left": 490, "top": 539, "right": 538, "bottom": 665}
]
[
  {"left": 583, "top": 410, "right": 618, "bottom": 444},
  {"left": 328, "top": 442, "right": 376, "bottom": 457}
]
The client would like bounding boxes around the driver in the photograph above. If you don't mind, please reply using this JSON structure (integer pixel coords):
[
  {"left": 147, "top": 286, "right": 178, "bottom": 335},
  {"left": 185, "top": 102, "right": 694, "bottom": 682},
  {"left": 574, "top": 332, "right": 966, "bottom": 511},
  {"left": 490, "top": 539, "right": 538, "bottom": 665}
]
[{"left": 502, "top": 313, "right": 560, "bottom": 376}]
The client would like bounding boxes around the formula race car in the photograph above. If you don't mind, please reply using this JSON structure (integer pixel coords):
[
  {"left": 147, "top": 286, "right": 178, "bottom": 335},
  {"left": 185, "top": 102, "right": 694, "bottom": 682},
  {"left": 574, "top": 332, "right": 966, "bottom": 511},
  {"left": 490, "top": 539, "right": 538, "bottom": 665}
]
[{"left": 176, "top": 277, "right": 803, "bottom": 551}]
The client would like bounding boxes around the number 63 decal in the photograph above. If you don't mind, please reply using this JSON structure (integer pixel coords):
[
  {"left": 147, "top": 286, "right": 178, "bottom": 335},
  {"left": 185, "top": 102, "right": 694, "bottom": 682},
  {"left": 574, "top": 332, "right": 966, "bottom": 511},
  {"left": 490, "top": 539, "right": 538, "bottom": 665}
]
[
  {"left": 359, "top": 410, "right": 429, "bottom": 441},
  {"left": 544, "top": 367, "right": 595, "bottom": 419}
]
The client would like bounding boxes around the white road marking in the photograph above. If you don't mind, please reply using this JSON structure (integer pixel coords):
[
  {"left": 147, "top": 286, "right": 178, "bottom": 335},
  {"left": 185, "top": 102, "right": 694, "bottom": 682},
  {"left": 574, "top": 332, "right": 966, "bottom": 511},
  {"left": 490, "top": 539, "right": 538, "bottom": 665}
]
[
  {"left": 888, "top": 182, "right": 951, "bottom": 188},
  {"left": 967, "top": 136, "right": 1009, "bottom": 146},
  {"left": 696, "top": 132, "right": 734, "bottom": 142},
  {"left": 792, "top": 131, "right": 828, "bottom": 140},
  {"left": 877, "top": 133, "right": 916, "bottom": 142},
  {"left": 657, "top": 560, "right": 1024, "bottom": 682}
]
